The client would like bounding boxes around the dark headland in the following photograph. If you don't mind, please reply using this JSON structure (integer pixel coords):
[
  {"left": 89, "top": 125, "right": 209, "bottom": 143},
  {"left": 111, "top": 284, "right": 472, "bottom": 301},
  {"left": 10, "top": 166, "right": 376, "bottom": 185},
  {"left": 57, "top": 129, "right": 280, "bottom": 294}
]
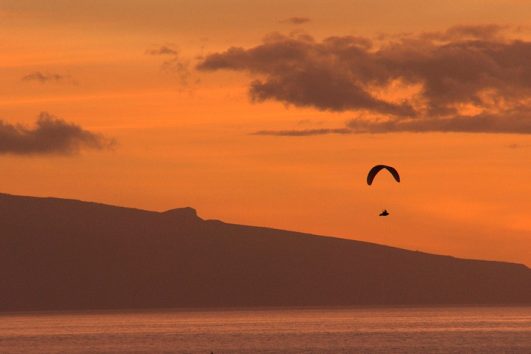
[{"left": 0, "top": 193, "right": 530, "bottom": 312}]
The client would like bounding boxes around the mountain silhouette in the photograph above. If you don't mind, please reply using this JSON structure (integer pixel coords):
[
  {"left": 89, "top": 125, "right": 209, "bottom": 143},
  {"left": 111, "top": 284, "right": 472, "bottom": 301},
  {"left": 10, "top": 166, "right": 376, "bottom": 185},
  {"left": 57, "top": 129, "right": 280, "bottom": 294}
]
[{"left": 0, "top": 192, "right": 529, "bottom": 312}]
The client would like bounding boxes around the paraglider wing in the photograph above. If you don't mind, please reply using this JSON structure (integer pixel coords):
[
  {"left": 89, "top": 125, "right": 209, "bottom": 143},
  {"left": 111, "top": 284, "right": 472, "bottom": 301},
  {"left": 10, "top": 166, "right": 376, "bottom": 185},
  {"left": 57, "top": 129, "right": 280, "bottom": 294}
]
[{"left": 367, "top": 165, "right": 400, "bottom": 185}]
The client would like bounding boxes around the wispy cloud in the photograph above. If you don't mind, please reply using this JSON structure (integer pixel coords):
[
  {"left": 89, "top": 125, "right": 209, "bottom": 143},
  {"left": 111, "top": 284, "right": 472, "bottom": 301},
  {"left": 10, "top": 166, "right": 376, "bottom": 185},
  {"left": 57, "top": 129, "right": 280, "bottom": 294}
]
[
  {"left": 198, "top": 25, "right": 531, "bottom": 134},
  {"left": 146, "top": 45, "right": 191, "bottom": 87},
  {"left": 420, "top": 24, "right": 508, "bottom": 41},
  {"left": 346, "top": 110, "right": 531, "bottom": 134},
  {"left": 506, "top": 143, "right": 531, "bottom": 149},
  {"left": 0, "top": 112, "right": 115, "bottom": 155},
  {"left": 145, "top": 46, "right": 179, "bottom": 56},
  {"left": 279, "top": 17, "right": 311, "bottom": 25},
  {"left": 22, "top": 71, "right": 73, "bottom": 84},
  {"left": 253, "top": 128, "right": 351, "bottom": 136}
]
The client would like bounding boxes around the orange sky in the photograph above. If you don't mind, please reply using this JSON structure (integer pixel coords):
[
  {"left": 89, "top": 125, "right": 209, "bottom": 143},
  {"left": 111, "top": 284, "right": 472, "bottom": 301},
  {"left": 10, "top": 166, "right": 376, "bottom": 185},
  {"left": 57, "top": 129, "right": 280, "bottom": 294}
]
[{"left": 1, "top": 0, "right": 531, "bottom": 265}]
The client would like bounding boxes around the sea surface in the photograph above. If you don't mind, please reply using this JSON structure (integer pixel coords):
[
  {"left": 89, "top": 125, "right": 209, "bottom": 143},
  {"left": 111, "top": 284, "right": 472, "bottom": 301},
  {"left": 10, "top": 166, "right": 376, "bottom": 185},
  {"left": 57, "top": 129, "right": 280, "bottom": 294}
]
[{"left": 0, "top": 306, "right": 530, "bottom": 353}]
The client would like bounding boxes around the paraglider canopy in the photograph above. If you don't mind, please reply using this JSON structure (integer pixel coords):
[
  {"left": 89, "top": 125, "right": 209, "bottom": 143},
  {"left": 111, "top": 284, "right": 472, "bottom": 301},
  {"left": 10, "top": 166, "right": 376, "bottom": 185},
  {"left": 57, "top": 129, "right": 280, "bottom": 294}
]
[{"left": 367, "top": 165, "right": 400, "bottom": 185}]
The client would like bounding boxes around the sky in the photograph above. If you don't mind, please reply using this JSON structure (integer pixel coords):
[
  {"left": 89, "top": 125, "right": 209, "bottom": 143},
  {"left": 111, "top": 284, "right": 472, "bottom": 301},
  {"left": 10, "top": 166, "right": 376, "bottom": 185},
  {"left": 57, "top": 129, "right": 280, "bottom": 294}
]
[{"left": 1, "top": 0, "right": 531, "bottom": 266}]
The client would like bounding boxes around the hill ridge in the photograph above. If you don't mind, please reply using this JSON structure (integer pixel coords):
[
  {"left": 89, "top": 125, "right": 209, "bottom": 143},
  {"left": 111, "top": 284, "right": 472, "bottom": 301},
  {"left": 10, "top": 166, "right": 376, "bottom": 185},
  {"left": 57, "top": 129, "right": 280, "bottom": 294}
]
[{"left": 0, "top": 192, "right": 529, "bottom": 311}]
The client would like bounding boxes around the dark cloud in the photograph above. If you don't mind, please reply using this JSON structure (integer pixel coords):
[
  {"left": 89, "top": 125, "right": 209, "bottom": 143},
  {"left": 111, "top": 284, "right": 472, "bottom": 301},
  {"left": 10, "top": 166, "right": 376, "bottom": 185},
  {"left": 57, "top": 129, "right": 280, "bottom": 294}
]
[
  {"left": 22, "top": 71, "right": 69, "bottom": 83},
  {"left": 0, "top": 112, "right": 115, "bottom": 155},
  {"left": 197, "top": 33, "right": 414, "bottom": 116},
  {"left": 253, "top": 128, "right": 351, "bottom": 136},
  {"left": 198, "top": 26, "right": 531, "bottom": 134},
  {"left": 279, "top": 17, "right": 311, "bottom": 25}
]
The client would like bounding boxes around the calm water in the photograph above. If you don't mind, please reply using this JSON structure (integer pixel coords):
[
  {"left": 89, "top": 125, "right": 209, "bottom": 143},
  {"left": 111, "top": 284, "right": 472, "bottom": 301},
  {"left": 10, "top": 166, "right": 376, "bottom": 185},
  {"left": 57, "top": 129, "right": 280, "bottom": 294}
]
[{"left": 0, "top": 307, "right": 530, "bottom": 353}]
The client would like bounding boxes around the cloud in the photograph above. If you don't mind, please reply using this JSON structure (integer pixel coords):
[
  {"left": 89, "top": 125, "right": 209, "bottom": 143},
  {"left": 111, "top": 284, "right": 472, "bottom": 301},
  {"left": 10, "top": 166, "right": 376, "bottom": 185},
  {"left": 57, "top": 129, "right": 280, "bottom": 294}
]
[
  {"left": 506, "top": 143, "right": 530, "bottom": 149},
  {"left": 253, "top": 128, "right": 351, "bottom": 136},
  {"left": 255, "top": 105, "right": 531, "bottom": 136},
  {"left": 22, "top": 71, "right": 70, "bottom": 84},
  {"left": 346, "top": 110, "right": 531, "bottom": 134},
  {"left": 197, "top": 33, "right": 414, "bottom": 116},
  {"left": 349, "top": 108, "right": 531, "bottom": 134},
  {"left": 279, "top": 17, "right": 311, "bottom": 25},
  {"left": 506, "top": 142, "right": 531, "bottom": 149},
  {"left": 145, "top": 46, "right": 179, "bottom": 56},
  {"left": 0, "top": 112, "right": 115, "bottom": 155},
  {"left": 198, "top": 26, "right": 531, "bottom": 134},
  {"left": 420, "top": 24, "right": 508, "bottom": 41},
  {"left": 146, "top": 45, "right": 191, "bottom": 87}
]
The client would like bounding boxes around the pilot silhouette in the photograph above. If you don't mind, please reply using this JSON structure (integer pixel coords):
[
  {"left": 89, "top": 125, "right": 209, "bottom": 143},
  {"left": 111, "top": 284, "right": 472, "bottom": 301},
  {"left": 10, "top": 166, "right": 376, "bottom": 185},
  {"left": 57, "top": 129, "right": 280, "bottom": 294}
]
[{"left": 379, "top": 209, "right": 389, "bottom": 216}]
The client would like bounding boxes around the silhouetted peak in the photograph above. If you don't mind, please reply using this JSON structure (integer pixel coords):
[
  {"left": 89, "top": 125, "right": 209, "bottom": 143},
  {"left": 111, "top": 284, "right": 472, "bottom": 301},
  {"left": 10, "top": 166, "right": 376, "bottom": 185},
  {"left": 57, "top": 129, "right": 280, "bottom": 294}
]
[{"left": 161, "top": 207, "right": 201, "bottom": 221}]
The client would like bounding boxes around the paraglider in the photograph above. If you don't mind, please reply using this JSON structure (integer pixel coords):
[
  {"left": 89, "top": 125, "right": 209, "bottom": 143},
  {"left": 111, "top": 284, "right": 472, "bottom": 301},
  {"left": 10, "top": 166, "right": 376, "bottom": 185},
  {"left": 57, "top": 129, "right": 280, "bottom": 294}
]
[
  {"left": 367, "top": 165, "right": 400, "bottom": 216},
  {"left": 367, "top": 165, "right": 400, "bottom": 186}
]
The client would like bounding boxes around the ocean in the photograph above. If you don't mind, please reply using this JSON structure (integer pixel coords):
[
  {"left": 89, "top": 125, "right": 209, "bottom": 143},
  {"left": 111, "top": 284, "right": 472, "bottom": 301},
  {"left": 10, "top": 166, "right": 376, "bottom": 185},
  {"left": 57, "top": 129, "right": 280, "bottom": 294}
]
[{"left": 0, "top": 306, "right": 530, "bottom": 353}]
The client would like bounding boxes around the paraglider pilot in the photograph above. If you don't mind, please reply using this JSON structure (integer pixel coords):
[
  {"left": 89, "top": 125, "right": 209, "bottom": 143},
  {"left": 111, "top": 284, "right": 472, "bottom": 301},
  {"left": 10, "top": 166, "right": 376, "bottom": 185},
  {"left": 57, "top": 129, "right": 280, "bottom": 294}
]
[{"left": 367, "top": 164, "right": 400, "bottom": 217}]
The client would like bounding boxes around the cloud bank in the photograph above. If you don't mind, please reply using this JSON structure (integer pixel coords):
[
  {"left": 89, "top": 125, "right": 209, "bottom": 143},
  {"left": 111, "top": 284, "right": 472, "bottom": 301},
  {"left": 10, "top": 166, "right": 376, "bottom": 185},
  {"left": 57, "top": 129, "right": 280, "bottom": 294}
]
[
  {"left": 198, "top": 25, "right": 531, "bottom": 134},
  {"left": 0, "top": 112, "right": 114, "bottom": 155}
]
